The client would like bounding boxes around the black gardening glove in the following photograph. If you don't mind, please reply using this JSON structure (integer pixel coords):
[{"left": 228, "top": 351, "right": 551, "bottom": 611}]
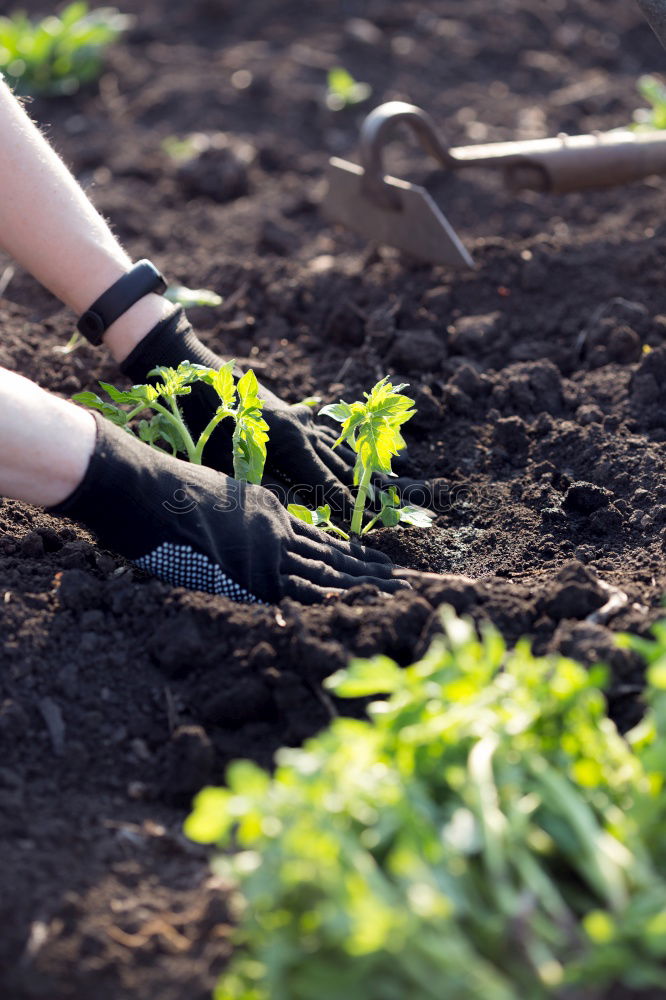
[
  {"left": 120, "top": 308, "right": 433, "bottom": 519},
  {"left": 48, "top": 414, "right": 405, "bottom": 605}
]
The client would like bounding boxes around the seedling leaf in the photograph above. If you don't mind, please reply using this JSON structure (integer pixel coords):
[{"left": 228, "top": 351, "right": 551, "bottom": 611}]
[
  {"left": 98, "top": 381, "right": 146, "bottom": 405},
  {"left": 295, "top": 396, "right": 323, "bottom": 409},
  {"left": 288, "top": 504, "right": 316, "bottom": 525},
  {"left": 326, "top": 654, "right": 404, "bottom": 696},
  {"left": 211, "top": 361, "right": 237, "bottom": 411},
  {"left": 230, "top": 370, "right": 269, "bottom": 484},
  {"left": 399, "top": 505, "right": 435, "bottom": 528},
  {"left": 72, "top": 390, "right": 127, "bottom": 424},
  {"left": 137, "top": 413, "right": 187, "bottom": 456},
  {"left": 379, "top": 504, "right": 401, "bottom": 527},
  {"left": 288, "top": 502, "right": 350, "bottom": 540},
  {"left": 319, "top": 401, "right": 353, "bottom": 423},
  {"left": 164, "top": 284, "right": 224, "bottom": 308}
]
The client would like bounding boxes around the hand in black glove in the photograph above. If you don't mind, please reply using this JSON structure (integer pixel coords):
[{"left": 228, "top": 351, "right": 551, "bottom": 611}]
[
  {"left": 120, "top": 308, "right": 433, "bottom": 518},
  {"left": 48, "top": 413, "right": 406, "bottom": 605}
]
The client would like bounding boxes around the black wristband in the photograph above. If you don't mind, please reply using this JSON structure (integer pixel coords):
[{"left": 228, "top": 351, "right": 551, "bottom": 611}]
[{"left": 77, "top": 259, "right": 167, "bottom": 346}]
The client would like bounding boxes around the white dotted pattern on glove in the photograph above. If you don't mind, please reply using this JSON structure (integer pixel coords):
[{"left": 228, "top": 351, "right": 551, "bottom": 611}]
[{"left": 133, "top": 542, "right": 261, "bottom": 603}]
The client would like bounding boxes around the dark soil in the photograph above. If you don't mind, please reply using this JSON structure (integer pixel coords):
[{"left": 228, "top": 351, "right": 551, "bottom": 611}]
[{"left": 1, "top": 0, "right": 666, "bottom": 996}]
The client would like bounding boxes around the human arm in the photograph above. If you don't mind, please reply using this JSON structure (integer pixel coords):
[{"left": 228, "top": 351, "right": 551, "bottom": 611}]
[
  {"left": 0, "top": 367, "right": 402, "bottom": 603},
  {"left": 0, "top": 77, "right": 172, "bottom": 362}
]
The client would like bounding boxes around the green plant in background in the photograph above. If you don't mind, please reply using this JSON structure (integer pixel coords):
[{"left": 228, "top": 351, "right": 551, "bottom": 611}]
[
  {"left": 289, "top": 377, "right": 432, "bottom": 537},
  {"left": 186, "top": 612, "right": 666, "bottom": 1000},
  {"left": 164, "top": 284, "right": 224, "bottom": 308},
  {"left": 0, "top": 2, "right": 130, "bottom": 96},
  {"left": 161, "top": 133, "right": 210, "bottom": 163},
  {"left": 326, "top": 67, "right": 372, "bottom": 111},
  {"left": 632, "top": 74, "right": 666, "bottom": 130},
  {"left": 57, "top": 284, "right": 223, "bottom": 353},
  {"left": 74, "top": 361, "right": 269, "bottom": 483}
]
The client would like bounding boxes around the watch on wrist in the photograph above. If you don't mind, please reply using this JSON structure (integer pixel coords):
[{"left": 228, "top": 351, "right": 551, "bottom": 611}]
[{"left": 77, "top": 259, "right": 168, "bottom": 346}]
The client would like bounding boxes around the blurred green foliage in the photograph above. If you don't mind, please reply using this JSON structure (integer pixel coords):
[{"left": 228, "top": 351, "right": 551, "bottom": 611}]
[
  {"left": 0, "top": 1, "right": 130, "bottom": 95},
  {"left": 326, "top": 67, "right": 371, "bottom": 111},
  {"left": 632, "top": 74, "right": 666, "bottom": 130},
  {"left": 187, "top": 612, "right": 666, "bottom": 999}
]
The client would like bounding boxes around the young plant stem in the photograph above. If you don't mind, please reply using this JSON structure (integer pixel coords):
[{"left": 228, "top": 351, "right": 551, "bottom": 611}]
[
  {"left": 151, "top": 398, "right": 198, "bottom": 463},
  {"left": 125, "top": 402, "right": 150, "bottom": 423},
  {"left": 361, "top": 511, "right": 381, "bottom": 535},
  {"left": 327, "top": 523, "right": 351, "bottom": 541},
  {"left": 351, "top": 463, "right": 373, "bottom": 537},
  {"left": 192, "top": 411, "right": 228, "bottom": 465},
  {"left": 231, "top": 420, "right": 246, "bottom": 481}
]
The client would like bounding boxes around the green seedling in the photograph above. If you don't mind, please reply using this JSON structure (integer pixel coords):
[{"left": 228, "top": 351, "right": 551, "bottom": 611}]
[
  {"left": 326, "top": 66, "right": 372, "bottom": 111},
  {"left": 287, "top": 503, "right": 350, "bottom": 540},
  {"left": 290, "top": 377, "right": 432, "bottom": 537},
  {"left": 632, "top": 74, "right": 666, "bottom": 131},
  {"left": 0, "top": 2, "right": 130, "bottom": 96},
  {"left": 293, "top": 395, "right": 322, "bottom": 409},
  {"left": 164, "top": 284, "right": 224, "bottom": 308},
  {"left": 161, "top": 134, "right": 206, "bottom": 163},
  {"left": 312, "top": 376, "right": 431, "bottom": 537},
  {"left": 185, "top": 612, "right": 666, "bottom": 1000},
  {"left": 73, "top": 361, "right": 269, "bottom": 483},
  {"left": 53, "top": 329, "right": 82, "bottom": 355},
  {"left": 364, "top": 483, "right": 434, "bottom": 532}
]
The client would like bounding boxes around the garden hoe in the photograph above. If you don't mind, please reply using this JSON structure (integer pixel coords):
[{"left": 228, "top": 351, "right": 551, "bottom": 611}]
[
  {"left": 324, "top": 101, "right": 666, "bottom": 267},
  {"left": 638, "top": 0, "right": 666, "bottom": 51}
]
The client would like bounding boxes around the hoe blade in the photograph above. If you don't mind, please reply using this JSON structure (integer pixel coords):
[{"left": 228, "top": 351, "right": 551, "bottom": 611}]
[{"left": 324, "top": 157, "right": 475, "bottom": 269}]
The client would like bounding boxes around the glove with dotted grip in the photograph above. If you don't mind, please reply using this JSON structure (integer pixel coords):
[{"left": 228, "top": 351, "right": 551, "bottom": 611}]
[{"left": 48, "top": 413, "right": 406, "bottom": 605}]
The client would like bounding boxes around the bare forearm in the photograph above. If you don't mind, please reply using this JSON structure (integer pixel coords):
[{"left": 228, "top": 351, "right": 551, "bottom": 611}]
[
  {"left": 0, "top": 80, "right": 172, "bottom": 361},
  {"left": 0, "top": 366, "right": 95, "bottom": 506}
]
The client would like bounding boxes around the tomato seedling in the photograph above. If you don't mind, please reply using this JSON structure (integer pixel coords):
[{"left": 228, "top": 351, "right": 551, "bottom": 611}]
[
  {"left": 290, "top": 376, "right": 433, "bottom": 537},
  {"left": 73, "top": 360, "right": 269, "bottom": 483}
]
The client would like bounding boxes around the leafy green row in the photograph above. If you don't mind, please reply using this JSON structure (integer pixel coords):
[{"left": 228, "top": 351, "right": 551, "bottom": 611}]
[
  {"left": 0, "top": 2, "right": 129, "bottom": 95},
  {"left": 186, "top": 614, "right": 666, "bottom": 999}
]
